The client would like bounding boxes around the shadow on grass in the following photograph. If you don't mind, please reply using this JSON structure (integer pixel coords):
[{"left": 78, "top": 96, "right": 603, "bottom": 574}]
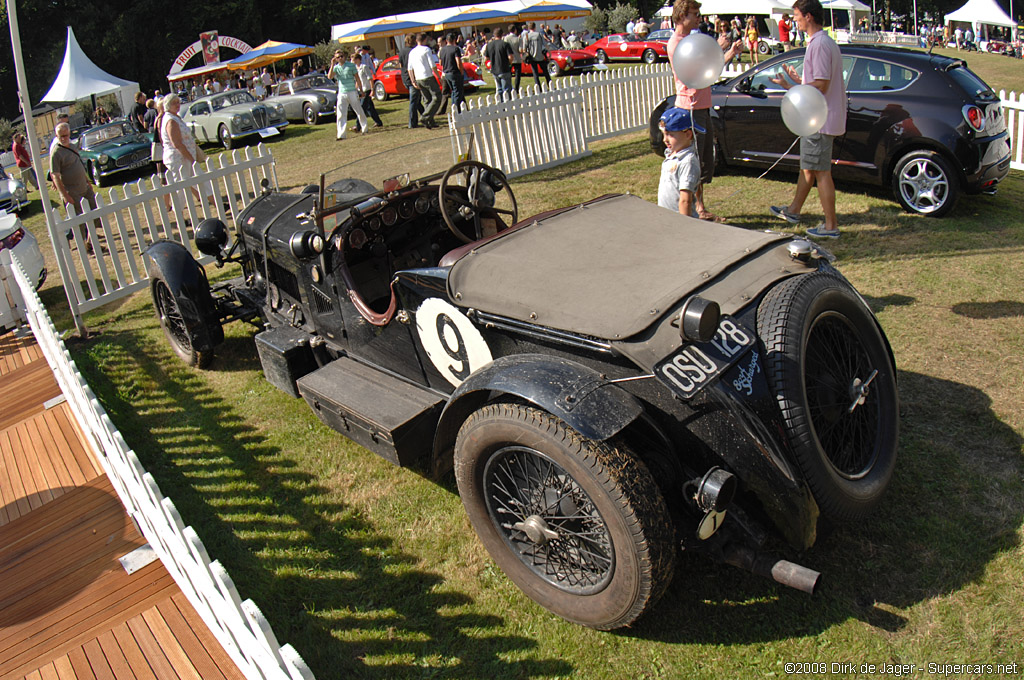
[
  {"left": 71, "top": 329, "right": 572, "bottom": 679},
  {"left": 624, "top": 368, "right": 1023, "bottom": 644},
  {"left": 952, "top": 300, "right": 1024, "bottom": 319}
]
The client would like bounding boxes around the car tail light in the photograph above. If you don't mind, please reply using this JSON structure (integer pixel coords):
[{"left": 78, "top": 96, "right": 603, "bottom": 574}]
[
  {"left": 0, "top": 227, "right": 25, "bottom": 251},
  {"left": 962, "top": 104, "right": 985, "bottom": 132}
]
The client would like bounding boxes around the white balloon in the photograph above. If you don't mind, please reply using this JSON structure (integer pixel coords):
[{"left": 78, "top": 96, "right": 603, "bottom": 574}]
[
  {"left": 781, "top": 84, "right": 829, "bottom": 137},
  {"left": 671, "top": 33, "right": 725, "bottom": 90}
]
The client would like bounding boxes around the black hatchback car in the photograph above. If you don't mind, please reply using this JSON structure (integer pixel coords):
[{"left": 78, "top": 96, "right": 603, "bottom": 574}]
[{"left": 650, "top": 45, "right": 1011, "bottom": 217}]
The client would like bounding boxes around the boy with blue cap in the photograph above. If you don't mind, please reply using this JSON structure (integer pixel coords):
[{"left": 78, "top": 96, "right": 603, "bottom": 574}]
[{"left": 657, "top": 107, "right": 705, "bottom": 216}]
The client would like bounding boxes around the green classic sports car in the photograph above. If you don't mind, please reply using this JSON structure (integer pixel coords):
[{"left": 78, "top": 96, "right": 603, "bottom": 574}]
[
  {"left": 78, "top": 121, "right": 154, "bottom": 187},
  {"left": 182, "top": 90, "right": 289, "bottom": 150}
]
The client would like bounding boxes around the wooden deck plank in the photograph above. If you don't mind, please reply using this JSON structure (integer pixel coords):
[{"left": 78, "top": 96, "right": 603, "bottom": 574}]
[
  {"left": 37, "top": 663, "right": 59, "bottom": 680},
  {"left": 0, "top": 360, "right": 61, "bottom": 431},
  {"left": 157, "top": 598, "right": 228, "bottom": 680},
  {"left": 0, "top": 561, "right": 177, "bottom": 677},
  {"left": 110, "top": 621, "right": 157, "bottom": 680},
  {"left": 170, "top": 594, "right": 247, "bottom": 680},
  {"left": 126, "top": 613, "right": 181, "bottom": 680},
  {"left": 81, "top": 638, "right": 115, "bottom": 680},
  {"left": 140, "top": 608, "right": 201, "bottom": 680},
  {"left": 51, "top": 656, "right": 76, "bottom": 680},
  {"left": 50, "top": 405, "right": 100, "bottom": 482},
  {"left": 66, "top": 647, "right": 97, "bottom": 680},
  {"left": 0, "top": 428, "right": 33, "bottom": 521},
  {"left": 40, "top": 408, "right": 91, "bottom": 487},
  {"left": 0, "top": 331, "right": 245, "bottom": 680},
  {"left": 95, "top": 631, "right": 134, "bottom": 680}
]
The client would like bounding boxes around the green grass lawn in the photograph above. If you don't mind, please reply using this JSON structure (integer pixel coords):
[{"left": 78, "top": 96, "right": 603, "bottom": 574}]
[{"left": 11, "top": 47, "right": 1024, "bottom": 679}]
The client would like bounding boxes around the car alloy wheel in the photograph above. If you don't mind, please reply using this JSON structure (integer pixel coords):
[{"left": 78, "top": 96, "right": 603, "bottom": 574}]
[
  {"left": 373, "top": 81, "right": 388, "bottom": 102},
  {"left": 642, "top": 48, "right": 658, "bottom": 64},
  {"left": 548, "top": 60, "right": 561, "bottom": 77},
  {"left": 303, "top": 104, "right": 317, "bottom": 125},
  {"left": 893, "top": 150, "right": 958, "bottom": 217},
  {"left": 596, "top": 50, "right": 608, "bottom": 64}
]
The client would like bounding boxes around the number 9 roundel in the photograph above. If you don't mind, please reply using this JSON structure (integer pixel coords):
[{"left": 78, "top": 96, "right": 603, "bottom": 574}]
[{"left": 415, "top": 298, "right": 493, "bottom": 387}]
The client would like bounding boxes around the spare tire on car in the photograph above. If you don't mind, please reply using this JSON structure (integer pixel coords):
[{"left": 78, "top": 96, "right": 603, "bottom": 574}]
[{"left": 756, "top": 272, "right": 899, "bottom": 521}]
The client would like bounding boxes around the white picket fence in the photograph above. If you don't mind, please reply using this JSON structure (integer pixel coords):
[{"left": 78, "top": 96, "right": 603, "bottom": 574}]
[
  {"left": 7, "top": 253, "right": 314, "bottom": 680},
  {"left": 52, "top": 145, "right": 276, "bottom": 324},
  {"left": 452, "top": 63, "right": 1024, "bottom": 179},
  {"left": 999, "top": 90, "right": 1024, "bottom": 171}
]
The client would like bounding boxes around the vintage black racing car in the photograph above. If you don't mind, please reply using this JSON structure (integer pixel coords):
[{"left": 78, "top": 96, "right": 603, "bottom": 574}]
[{"left": 145, "top": 136, "right": 899, "bottom": 630}]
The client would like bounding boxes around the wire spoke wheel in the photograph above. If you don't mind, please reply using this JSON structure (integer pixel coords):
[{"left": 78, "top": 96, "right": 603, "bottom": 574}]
[
  {"left": 455, "top": 403, "right": 675, "bottom": 629},
  {"left": 757, "top": 272, "right": 898, "bottom": 521},
  {"left": 484, "top": 445, "right": 613, "bottom": 594},
  {"left": 804, "top": 312, "right": 880, "bottom": 479},
  {"left": 155, "top": 280, "right": 193, "bottom": 354}
]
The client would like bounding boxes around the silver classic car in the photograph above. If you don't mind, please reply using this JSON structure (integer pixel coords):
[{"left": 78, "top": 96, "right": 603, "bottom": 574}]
[
  {"left": 265, "top": 75, "right": 338, "bottom": 125},
  {"left": 182, "top": 90, "right": 289, "bottom": 149}
]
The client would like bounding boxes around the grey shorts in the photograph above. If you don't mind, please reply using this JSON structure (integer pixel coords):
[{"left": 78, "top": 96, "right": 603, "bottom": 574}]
[
  {"left": 800, "top": 133, "right": 835, "bottom": 172},
  {"left": 692, "top": 108, "right": 715, "bottom": 185}
]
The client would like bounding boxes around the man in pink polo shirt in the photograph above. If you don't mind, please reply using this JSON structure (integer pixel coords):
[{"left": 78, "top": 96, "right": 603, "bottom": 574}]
[
  {"left": 769, "top": 0, "right": 847, "bottom": 238},
  {"left": 667, "top": 0, "right": 742, "bottom": 222}
]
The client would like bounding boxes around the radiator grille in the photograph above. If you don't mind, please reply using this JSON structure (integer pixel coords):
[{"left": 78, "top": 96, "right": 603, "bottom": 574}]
[{"left": 312, "top": 287, "right": 334, "bottom": 315}]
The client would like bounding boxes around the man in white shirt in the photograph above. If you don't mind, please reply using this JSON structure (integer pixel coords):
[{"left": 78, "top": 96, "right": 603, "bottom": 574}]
[{"left": 407, "top": 33, "right": 442, "bottom": 129}]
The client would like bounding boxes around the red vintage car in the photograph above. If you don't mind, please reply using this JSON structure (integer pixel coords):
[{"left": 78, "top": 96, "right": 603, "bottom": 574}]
[
  {"left": 521, "top": 48, "right": 599, "bottom": 77},
  {"left": 372, "top": 55, "right": 485, "bottom": 101},
  {"left": 582, "top": 33, "right": 669, "bottom": 64}
]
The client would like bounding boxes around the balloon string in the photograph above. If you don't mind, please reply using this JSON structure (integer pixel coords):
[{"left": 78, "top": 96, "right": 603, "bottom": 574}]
[{"left": 713, "top": 136, "right": 801, "bottom": 204}]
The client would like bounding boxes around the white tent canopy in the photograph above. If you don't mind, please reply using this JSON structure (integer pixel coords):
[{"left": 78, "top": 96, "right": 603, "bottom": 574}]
[
  {"left": 945, "top": 0, "right": 1015, "bottom": 27},
  {"left": 41, "top": 26, "right": 139, "bottom": 113},
  {"left": 700, "top": 0, "right": 795, "bottom": 15}
]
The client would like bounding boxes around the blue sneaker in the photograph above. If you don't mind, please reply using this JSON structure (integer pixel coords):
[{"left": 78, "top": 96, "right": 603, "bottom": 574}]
[
  {"left": 769, "top": 205, "right": 801, "bottom": 223},
  {"left": 806, "top": 225, "right": 840, "bottom": 239}
]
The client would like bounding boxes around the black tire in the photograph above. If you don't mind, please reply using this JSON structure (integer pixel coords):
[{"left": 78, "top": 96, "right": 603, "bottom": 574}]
[
  {"left": 91, "top": 163, "right": 107, "bottom": 187},
  {"left": 302, "top": 104, "right": 317, "bottom": 125},
  {"left": 454, "top": 403, "right": 675, "bottom": 630},
  {"left": 892, "top": 149, "right": 959, "bottom": 217},
  {"left": 757, "top": 272, "right": 898, "bottom": 521},
  {"left": 373, "top": 80, "right": 389, "bottom": 102},
  {"left": 758, "top": 40, "right": 770, "bottom": 55},
  {"left": 596, "top": 49, "right": 608, "bottom": 64},
  {"left": 152, "top": 277, "right": 213, "bottom": 368},
  {"left": 642, "top": 48, "right": 658, "bottom": 64},
  {"left": 218, "top": 125, "right": 233, "bottom": 150},
  {"left": 547, "top": 60, "right": 561, "bottom": 77}
]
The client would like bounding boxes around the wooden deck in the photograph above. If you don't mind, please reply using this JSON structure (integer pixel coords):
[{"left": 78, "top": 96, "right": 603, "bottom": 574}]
[{"left": 0, "top": 328, "right": 245, "bottom": 680}]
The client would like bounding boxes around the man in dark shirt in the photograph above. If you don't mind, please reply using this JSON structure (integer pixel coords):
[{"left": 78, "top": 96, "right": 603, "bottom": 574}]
[
  {"left": 398, "top": 34, "right": 423, "bottom": 128},
  {"left": 439, "top": 33, "right": 465, "bottom": 114},
  {"left": 143, "top": 99, "right": 158, "bottom": 131},
  {"left": 484, "top": 28, "right": 514, "bottom": 101},
  {"left": 131, "top": 92, "right": 147, "bottom": 133}
]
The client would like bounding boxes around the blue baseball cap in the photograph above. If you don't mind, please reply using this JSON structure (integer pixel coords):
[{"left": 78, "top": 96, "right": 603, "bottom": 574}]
[{"left": 660, "top": 107, "right": 706, "bottom": 134}]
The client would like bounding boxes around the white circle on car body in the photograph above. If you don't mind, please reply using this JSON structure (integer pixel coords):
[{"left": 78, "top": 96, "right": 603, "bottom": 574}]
[
  {"left": 620, "top": 42, "right": 628, "bottom": 51},
  {"left": 416, "top": 297, "right": 492, "bottom": 387}
]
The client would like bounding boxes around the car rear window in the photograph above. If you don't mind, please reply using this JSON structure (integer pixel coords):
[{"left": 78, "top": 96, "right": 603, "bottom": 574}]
[
  {"left": 947, "top": 65, "right": 998, "bottom": 101},
  {"left": 849, "top": 58, "right": 917, "bottom": 92}
]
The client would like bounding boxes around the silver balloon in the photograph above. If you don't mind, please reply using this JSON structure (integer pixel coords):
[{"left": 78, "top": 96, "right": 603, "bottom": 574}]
[
  {"left": 780, "top": 84, "right": 829, "bottom": 137},
  {"left": 671, "top": 33, "right": 725, "bottom": 90}
]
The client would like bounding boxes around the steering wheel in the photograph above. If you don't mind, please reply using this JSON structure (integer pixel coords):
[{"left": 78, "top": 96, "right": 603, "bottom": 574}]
[{"left": 439, "top": 161, "right": 518, "bottom": 244}]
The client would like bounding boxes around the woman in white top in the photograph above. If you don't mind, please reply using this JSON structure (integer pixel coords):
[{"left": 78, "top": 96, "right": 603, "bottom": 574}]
[{"left": 161, "top": 94, "right": 216, "bottom": 209}]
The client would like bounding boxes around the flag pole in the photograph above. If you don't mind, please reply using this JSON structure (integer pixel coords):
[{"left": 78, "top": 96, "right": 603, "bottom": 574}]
[{"left": 5, "top": 11, "right": 88, "bottom": 336}]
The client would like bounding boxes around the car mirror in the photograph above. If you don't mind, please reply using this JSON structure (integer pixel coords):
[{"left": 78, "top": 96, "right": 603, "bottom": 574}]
[{"left": 736, "top": 77, "right": 752, "bottom": 93}]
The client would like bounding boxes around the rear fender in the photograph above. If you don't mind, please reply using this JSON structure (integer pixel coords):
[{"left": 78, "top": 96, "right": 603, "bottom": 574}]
[
  {"left": 144, "top": 240, "right": 224, "bottom": 351},
  {"left": 432, "top": 354, "right": 644, "bottom": 469}
]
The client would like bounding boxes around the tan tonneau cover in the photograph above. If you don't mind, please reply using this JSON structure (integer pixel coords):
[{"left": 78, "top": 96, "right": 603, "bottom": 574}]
[{"left": 446, "top": 194, "right": 785, "bottom": 340}]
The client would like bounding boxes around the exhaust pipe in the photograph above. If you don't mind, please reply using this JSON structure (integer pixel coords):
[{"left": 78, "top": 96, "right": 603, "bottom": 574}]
[{"left": 721, "top": 543, "right": 821, "bottom": 595}]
